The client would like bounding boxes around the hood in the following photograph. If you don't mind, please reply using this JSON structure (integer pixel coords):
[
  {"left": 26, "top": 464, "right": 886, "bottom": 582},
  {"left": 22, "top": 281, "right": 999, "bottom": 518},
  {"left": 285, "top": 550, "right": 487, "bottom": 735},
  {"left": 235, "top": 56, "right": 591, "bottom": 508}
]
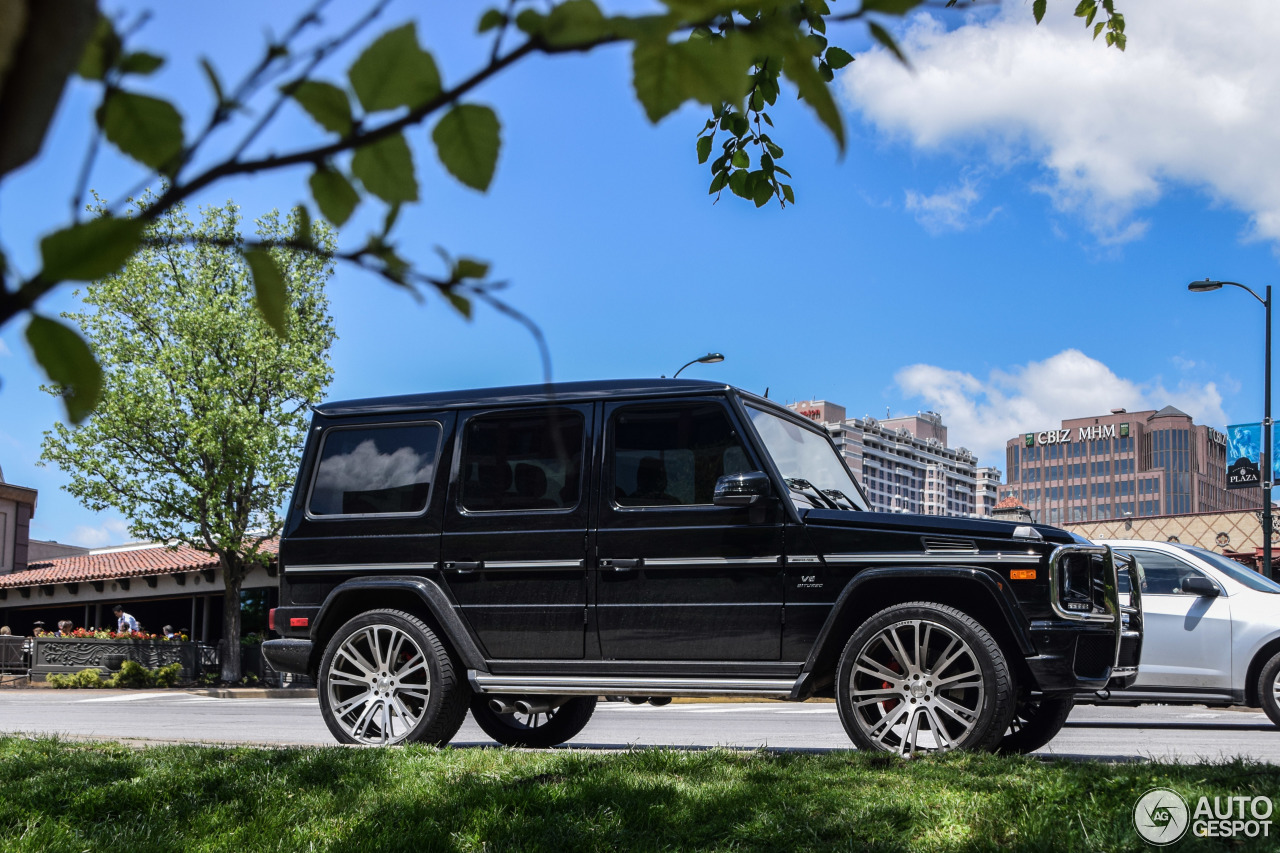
[{"left": 801, "top": 508, "right": 1084, "bottom": 546}]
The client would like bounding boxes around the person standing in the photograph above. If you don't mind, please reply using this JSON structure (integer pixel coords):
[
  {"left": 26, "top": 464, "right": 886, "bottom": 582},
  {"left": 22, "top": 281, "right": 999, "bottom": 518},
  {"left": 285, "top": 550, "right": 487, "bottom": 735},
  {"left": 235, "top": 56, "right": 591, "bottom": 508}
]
[{"left": 113, "top": 605, "right": 138, "bottom": 633}]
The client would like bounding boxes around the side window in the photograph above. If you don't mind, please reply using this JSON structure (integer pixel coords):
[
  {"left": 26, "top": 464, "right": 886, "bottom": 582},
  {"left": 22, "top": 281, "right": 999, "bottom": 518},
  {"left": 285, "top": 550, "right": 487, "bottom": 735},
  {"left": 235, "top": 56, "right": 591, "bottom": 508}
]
[
  {"left": 459, "top": 409, "right": 585, "bottom": 512},
  {"left": 308, "top": 423, "right": 441, "bottom": 517},
  {"left": 1121, "top": 550, "right": 1206, "bottom": 595},
  {"left": 612, "top": 403, "right": 752, "bottom": 507}
]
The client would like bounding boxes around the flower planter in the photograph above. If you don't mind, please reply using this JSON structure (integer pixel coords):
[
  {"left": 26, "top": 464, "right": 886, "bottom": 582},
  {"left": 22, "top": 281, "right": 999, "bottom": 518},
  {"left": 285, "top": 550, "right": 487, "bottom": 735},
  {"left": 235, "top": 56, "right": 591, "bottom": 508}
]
[{"left": 31, "top": 638, "right": 196, "bottom": 681}]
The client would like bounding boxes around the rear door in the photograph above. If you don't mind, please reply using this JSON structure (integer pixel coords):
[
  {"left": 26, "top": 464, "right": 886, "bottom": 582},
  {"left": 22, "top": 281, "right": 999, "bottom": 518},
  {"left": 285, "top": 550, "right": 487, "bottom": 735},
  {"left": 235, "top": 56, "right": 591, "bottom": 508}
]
[
  {"left": 441, "top": 404, "right": 592, "bottom": 660},
  {"left": 593, "top": 397, "right": 785, "bottom": 660}
]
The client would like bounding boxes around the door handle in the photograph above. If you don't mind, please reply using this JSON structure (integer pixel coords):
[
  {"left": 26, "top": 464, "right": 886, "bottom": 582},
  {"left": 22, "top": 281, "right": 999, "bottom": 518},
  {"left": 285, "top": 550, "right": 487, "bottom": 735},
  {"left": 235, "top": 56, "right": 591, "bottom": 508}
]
[
  {"left": 601, "top": 558, "right": 641, "bottom": 571},
  {"left": 445, "top": 561, "right": 483, "bottom": 572}
]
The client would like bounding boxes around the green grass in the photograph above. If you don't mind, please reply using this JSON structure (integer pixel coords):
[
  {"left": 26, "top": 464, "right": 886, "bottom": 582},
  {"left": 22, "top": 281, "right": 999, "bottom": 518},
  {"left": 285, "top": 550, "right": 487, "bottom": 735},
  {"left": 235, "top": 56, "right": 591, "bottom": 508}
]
[{"left": 0, "top": 737, "right": 1276, "bottom": 852}]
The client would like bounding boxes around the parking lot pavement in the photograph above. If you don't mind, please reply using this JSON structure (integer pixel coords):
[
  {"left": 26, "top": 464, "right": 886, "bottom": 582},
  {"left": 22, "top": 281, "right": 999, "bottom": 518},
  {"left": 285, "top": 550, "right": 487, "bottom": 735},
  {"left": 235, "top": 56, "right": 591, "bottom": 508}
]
[{"left": 0, "top": 691, "right": 1276, "bottom": 760}]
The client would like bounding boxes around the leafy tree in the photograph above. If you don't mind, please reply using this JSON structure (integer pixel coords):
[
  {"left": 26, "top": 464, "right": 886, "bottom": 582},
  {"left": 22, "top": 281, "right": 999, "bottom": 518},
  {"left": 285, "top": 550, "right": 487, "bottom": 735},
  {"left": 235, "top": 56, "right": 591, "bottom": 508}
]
[
  {"left": 0, "top": 0, "right": 1126, "bottom": 423},
  {"left": 39, "top": 199, "right": 336, "bottom": 682}
]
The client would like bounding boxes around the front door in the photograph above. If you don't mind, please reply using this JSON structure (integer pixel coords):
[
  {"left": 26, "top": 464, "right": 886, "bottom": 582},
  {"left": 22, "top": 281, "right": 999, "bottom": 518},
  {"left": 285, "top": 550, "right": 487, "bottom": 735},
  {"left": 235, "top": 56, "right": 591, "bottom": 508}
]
[
  {"left": 441, "top": 405, "right": 592, "bottom": 660},
  {"left": 1117, "top": 548, "right": 1232, "bottom": 691},
  {"left": 594, "top": 398, "right": 785, "bottom": 661}
]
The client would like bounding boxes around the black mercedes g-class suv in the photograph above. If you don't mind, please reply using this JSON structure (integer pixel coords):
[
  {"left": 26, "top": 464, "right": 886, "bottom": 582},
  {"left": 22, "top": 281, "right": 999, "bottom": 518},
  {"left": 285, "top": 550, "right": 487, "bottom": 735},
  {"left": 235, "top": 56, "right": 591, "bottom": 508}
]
[{"left": 264, "top": 379, "right": 1140, "bottom": 754}]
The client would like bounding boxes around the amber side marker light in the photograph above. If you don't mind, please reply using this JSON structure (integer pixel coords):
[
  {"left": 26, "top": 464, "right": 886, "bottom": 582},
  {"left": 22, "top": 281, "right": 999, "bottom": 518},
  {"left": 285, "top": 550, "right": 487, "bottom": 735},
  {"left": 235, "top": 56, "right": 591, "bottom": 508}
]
[{"left": 1009, "top": 569, "right": 1037, "bottom": 581}]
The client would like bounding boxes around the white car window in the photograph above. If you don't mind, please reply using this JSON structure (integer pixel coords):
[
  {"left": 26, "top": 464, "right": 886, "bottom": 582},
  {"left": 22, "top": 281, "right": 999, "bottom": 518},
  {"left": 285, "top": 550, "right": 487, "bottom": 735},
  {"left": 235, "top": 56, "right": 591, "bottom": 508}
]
[{"left": 1117, "top": 550, "right": 1209, "bottom": 596}]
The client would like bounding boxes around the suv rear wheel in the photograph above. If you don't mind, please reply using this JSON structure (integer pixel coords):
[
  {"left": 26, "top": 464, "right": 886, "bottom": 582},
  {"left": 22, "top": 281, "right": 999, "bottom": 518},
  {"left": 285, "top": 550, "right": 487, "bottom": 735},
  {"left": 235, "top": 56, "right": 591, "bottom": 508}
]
[
  {"left": 835, "top": 601, "right": 1015, "bottom": 755},
  {"left": 318, "top": 609, "right": 468, "bottom": 745},
  {"left": 1258, "top": 649, "right": 1280, "bottom": 728},
  {"left": 469, "top": 695, "right": 598, "bottom": 747}
]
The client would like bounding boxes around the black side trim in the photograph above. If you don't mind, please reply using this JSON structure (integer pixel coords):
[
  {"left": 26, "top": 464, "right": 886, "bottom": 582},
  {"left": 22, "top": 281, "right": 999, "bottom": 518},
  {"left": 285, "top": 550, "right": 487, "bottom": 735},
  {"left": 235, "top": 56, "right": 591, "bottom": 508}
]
[
  {"left": 262, "top": 638, "right": 313, "bottom": 675},
  {"left": 486, "top": 660, "right": 804, "bottom": 678},
  {"left": 311, "top": 576, "right": 488, "bottom": 673}
]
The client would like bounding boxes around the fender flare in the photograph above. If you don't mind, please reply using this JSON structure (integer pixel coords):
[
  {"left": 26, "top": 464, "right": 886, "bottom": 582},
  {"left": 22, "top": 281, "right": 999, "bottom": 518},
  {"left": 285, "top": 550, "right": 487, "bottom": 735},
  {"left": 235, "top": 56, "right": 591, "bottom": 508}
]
[
  {"left": 311, "top": 576, "right": 488, "bottom": 673},
  {"left": 794, "top": 565, "right": 1033, "bottom": 698}
]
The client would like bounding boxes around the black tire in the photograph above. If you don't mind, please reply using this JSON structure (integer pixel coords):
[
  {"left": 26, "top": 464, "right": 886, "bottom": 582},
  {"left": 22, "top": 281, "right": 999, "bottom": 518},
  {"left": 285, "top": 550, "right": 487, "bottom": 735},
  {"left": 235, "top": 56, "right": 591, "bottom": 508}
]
[
  {"left": 999, "top": 693, "right": 1074, "bottom": 754},
  {"left": 469, "top": 695, "right": 598, "bottom": 748},
  {"left": 317, "top": 609, "right": 468, "bottom": 746},
  {"left": 1258, "top": 650, "right": 1280, "bottom": 728},
  {"left": 835, "top": 601, "right": 1016, "bottom": 755}
]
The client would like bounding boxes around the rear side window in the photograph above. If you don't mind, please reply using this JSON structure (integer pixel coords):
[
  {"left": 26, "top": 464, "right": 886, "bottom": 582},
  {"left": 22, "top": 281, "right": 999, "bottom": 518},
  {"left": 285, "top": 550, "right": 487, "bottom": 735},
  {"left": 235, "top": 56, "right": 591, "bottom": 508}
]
[
  {"left": 459, "top": 409, "right": 585, "bottom": 512},
  {"left": 612, "top": 403, "right": 751, "bottom": 507},
  {"left": 308, "top": 423, "right": 441, "bottom": 517}
]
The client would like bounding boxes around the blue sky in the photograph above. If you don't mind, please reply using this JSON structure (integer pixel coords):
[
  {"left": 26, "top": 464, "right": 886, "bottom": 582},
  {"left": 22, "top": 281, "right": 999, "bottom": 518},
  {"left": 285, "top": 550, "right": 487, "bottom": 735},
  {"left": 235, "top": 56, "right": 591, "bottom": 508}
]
[{"left": 2, "top": 0, "right": 1278, "bottom": 547}]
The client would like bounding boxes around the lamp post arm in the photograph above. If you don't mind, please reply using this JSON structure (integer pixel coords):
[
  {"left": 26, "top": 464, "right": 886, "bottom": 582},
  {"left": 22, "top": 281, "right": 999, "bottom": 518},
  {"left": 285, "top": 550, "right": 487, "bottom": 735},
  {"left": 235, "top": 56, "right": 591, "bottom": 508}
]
[
  {"left": 1217, "top": 280, "right": 1269, "bottom": 308},
  {"left": 672, "top": 359, "right": 699, "bottom": 379}
]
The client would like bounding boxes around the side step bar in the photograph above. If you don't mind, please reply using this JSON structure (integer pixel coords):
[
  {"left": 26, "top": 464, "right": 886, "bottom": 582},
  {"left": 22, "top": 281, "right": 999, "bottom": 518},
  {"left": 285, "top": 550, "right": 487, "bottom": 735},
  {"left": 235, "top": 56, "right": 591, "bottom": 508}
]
[{"left": 469, "top": 673, "right": 799, "bottom": 699}]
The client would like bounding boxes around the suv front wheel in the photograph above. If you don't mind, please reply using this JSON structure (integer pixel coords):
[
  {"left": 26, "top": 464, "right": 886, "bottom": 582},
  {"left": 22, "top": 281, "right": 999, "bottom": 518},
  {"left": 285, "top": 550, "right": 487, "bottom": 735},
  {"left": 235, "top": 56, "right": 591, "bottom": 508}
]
[
  {"left": 317, "top": 609, "right": 468, "bottom": 746},
  {"left": 835, "top": 601, "right": 1015, "bottom": 755}
]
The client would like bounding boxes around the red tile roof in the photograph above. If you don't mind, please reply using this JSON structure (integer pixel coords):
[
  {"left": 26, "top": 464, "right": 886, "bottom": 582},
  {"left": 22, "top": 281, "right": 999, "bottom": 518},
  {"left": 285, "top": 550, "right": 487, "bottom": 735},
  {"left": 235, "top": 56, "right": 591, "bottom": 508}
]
[
  {"left": 994, "top": 496, "right": 1027, "bottom": 509},
  {"left": 0, "top": 540, "right": 278, "bottom": 589}
]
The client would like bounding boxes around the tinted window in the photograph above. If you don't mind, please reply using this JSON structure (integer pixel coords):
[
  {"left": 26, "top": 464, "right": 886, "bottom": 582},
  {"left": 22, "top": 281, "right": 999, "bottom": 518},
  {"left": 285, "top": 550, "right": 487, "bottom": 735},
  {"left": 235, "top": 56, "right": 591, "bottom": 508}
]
[
  {"left": 459, "top": 409, "right": 584, "bottom": 512},
  {"left": 612, "top": 404, "right": 751, "bottom": 506},
  {"left": 309, "top": 424, "right": 441, "bottom": 516},
  {"left": 1116, "top": 549, "right": 1209, "bottom": 595}
]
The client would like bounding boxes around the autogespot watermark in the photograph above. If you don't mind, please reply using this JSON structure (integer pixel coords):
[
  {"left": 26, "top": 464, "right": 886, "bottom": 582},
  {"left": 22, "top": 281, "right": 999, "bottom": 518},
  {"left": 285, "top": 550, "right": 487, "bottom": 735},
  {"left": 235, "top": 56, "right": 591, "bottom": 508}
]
[{"left": 1133, "top": 787, "right": 1275, "bottom": 845}]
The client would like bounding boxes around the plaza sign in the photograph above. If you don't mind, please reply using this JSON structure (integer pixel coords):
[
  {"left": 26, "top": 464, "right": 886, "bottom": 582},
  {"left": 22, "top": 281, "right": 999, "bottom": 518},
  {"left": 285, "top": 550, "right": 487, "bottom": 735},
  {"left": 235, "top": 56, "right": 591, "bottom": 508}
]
[{"left": 1024, "top": 423, "right": 1129, "bottom": 447}]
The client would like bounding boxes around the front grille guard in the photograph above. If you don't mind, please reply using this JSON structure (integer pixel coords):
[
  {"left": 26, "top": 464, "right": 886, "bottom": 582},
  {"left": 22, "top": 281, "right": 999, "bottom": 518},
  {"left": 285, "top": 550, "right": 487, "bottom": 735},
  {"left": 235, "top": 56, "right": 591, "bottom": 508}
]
[{"left": 1048, "top": 544, "right": 1143, "bottom": 674}]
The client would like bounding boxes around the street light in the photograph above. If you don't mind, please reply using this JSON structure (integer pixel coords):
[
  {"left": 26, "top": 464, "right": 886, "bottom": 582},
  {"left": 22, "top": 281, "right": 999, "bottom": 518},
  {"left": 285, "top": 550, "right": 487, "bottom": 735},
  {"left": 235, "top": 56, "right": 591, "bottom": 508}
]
[
  {"left": 671, "top": 352, "right": 725, "bottom": 378},
  {"left": 1189, "top": 278, "right": 1272, "bottom": 579}
]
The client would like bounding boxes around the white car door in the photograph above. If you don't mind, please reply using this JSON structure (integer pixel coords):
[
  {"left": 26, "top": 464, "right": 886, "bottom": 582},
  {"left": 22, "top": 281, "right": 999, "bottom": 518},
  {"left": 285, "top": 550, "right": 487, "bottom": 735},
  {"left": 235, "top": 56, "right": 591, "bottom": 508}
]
[{"left": 1118, "top": 548, "right": 1233, "bottom": 691}]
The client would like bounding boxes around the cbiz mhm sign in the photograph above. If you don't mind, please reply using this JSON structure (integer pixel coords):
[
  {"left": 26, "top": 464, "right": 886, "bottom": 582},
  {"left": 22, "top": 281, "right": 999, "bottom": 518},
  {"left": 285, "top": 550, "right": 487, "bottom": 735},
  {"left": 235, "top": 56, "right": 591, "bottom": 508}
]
[{"left": 1025, "top": 423, "right": 1126, "bottom": 447}]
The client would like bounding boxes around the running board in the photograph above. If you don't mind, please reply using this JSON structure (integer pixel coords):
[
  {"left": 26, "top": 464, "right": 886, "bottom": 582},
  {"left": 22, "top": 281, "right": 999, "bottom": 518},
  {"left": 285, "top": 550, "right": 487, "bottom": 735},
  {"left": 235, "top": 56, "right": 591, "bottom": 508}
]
[{"left": 468, "top": 673, "right": 799, "bottom": 699}]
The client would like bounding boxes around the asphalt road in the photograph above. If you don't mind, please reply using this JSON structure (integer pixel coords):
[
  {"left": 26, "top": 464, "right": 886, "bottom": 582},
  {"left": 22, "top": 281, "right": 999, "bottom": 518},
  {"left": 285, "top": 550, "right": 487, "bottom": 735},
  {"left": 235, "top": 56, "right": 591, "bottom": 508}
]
[{"left": 1, "top": 689, "right": 1278, "bottom": 761}]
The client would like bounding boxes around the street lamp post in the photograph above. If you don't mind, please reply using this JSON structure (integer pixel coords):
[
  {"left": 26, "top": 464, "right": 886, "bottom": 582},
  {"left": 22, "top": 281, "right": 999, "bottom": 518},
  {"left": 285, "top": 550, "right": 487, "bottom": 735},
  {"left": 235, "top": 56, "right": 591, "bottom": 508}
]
[
  {"left": 1189, "top": 278, "right": 1273, "bottom": 579},
  {"left": 671, "top": 352, "right": 725, "bottom": 378}
]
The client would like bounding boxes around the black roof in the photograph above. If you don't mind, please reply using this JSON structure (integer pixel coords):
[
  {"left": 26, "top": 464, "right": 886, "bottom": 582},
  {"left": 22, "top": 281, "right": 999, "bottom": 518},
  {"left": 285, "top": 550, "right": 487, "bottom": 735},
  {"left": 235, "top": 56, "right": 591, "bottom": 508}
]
[{"left": 314, "top": 378, "right": 745, "bottom": 417}]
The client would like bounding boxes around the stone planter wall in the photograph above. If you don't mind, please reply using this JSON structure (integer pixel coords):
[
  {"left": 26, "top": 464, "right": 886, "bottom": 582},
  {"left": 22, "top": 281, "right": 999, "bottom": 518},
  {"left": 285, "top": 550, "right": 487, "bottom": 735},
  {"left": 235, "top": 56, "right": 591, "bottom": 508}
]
[{"left": 31, "top": 638, "right": 197, "bottom": 680}]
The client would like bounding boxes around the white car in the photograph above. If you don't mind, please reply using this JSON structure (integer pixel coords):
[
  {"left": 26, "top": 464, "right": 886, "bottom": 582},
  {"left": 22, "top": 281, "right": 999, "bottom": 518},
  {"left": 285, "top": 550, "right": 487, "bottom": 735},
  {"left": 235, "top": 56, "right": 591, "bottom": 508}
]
[{"left": 1083, "top": 538, "right": 1280, "bottom": 726}]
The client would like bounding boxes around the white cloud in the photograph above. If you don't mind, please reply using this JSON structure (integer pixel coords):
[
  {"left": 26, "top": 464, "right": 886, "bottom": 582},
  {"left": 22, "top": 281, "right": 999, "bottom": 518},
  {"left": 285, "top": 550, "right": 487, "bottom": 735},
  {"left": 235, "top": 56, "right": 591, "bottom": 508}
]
[
  {"left": 0, "top": 338, "right": 11, "bottom": 357},
  {"left": 71, "top": 518, "right": 131, "bottom": 548},
  {"left": 841, "top": 0, "right": 1280, "bottom": 244},
  {"left": 895, "top": 349, "right": 1226, "bottom": 467},
  {"left": 904, "top": 178, "right": 1000, "bottom": 233}
]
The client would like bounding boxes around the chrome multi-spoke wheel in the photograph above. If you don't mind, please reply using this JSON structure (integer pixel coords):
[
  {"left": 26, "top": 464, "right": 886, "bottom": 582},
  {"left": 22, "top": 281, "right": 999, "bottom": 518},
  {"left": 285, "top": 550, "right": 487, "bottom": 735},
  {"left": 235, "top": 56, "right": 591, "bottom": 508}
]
[
  {"left": 836, "top": 602, "right": 1013, "bottom": 756},
  {"left": 318, "top": 610, "right": 468, "bottom": 746},
  {"left": 469, "top": 695, "right": 597, "bottom": 748}
]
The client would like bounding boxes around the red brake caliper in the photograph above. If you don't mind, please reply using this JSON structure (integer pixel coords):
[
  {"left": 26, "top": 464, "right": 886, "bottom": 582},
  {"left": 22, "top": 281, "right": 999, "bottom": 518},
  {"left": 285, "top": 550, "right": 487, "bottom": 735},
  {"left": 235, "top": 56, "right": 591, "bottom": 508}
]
[{"left": 881, "top": 660, "right": 901, "bottom": 712}]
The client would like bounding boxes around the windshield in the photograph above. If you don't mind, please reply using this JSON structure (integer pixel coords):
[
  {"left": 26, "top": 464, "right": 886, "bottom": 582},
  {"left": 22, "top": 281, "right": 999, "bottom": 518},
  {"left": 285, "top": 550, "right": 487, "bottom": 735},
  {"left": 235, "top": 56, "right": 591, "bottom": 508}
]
[
  {"left": 746, "top": 405, "right": 869, "bottom": 511},
  {"left": 1173, "top": 544, "right": 1280, "bottom": 594}
]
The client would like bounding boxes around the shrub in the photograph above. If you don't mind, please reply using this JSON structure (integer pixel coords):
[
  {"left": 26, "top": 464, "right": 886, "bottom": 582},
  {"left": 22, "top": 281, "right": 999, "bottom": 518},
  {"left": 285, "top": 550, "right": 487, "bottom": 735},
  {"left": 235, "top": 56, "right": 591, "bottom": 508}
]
[
  {"left": 154, "top": 663, "right": 183, "bottom": 688},
  {"left": 106, "top": 660, "right": 155, "bottom": 688},
  {"left": 47, "top": 669, "right": 105, "bottom": 689}
]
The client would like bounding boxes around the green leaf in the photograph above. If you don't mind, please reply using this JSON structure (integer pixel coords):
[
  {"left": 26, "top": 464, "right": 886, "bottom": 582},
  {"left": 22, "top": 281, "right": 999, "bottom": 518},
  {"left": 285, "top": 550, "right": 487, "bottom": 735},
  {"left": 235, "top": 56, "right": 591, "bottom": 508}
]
[
  {"left": 818, "top": 61, "right": 833, "bottom": 83},
  {"left": 825, "top": 47, "right": 854, "bottom": 69},
  {"left": 751, "top": 172, "right": 773, "bottom": 208},
  {"left": 445, "top": 290, "right": 473, "bottom": 318},
  {"left": 781, "top": 183, "right": 795, "bottom": 205},
  {"left": 431, "top": 104, "right": 501, "bottom": 192},
  {"left": 39, "top": 217, "right": 145, "bottom": 282},
  {"left": 731, "top": 148, "right": 749, "bottom": 169},
  {"left": 478, "top": 9, "right": 505, "bottom": 32},
  {"left": 26, "top": 315, "right": 102, "bottom": 424},
  {"left": 544, "top": 0, "right": 608, "bottom": 47},
  {"left": 696, "top": 135, "right": 713, "bottom": 164},
  {"left": 1032, "top": 0, "right": 1048, "bottom": 24},
  {"left": 1074, "top": 0, "right": 1095, "bottom": 18},
  {"left": 455, "top": 258, "right": 490, "bottom": 280},
  {"left": 309, "top": 167, "right": 359, "bottom": 226},
  {"left": 708, "top": 171, "right": 729, "bottom": 194},
  {"left": 516, "top": 9, "right": 545, "bottom": 35},
  {"left": 861, "top": 0, "right": 927, "bottom": 13},
  {"left": 1094, "top": 21, "right": 1105, "bottom": 38},
  {"left": 348, "top": 23, "right": 441, "bottom": 112},
  {"left": 728, "top": 169, "right": 749, "bottom": 199},
  {"left": 286, "top": 80, "right": 353, "bottom": 135},
  {"left": 118, "top": 52, "right": 164, "bottom": 75},
  {"left": 97, "top": 90, "right": 184, "bottom": 173},
  {"left": 352, "top": 133, "right": 419, "bottom": 203},
  {"left": 243, "top": 249, "right": 288, "bottom": 336},
  {"left": 868, "top": 22, "right": 910, "bottom": 68},
  {"left": 77, "top": 16, "right": 121, "bottom": 81},
  {"left": 782, "top": 42, "right": 845, "bottom": 152},
  {"left": 632, "top": 32, "right": 753, "bottom": 124}
]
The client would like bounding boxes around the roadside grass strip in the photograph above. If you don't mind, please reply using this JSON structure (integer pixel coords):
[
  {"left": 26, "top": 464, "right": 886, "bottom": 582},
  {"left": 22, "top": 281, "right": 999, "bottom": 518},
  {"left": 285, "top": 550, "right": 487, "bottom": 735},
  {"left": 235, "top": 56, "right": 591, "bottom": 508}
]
[{"left": 1, "top": 736, "right": 1277, "bottom": 851}]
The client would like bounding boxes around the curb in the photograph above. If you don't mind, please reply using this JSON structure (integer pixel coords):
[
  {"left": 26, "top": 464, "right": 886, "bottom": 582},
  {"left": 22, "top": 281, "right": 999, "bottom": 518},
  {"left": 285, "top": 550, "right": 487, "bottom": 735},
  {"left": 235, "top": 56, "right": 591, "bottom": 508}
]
[{"left": 186, "top": 688, "right": 316, "bottom": 699}]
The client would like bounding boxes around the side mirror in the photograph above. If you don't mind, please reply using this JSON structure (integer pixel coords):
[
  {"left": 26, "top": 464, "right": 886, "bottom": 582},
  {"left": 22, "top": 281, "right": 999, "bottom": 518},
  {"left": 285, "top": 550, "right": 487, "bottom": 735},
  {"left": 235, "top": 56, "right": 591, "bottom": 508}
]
[
  {"left": 713, "top": 471, "right": 772, "bottom": 507},
  {"left": 1181, "top": 576, "right": 1220, "bottom": 597}
]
